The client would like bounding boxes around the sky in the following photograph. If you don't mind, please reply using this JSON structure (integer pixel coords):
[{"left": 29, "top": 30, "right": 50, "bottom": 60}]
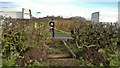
[{"left": 0, "top": 0, "right": 119, "bottom": 22}]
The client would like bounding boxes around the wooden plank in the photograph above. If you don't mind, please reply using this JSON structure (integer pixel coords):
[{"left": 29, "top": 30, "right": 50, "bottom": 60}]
[
  {"left": 62, "top": 40, "right": 76, "bottom": 58},
  {"left": 47, "top": 54, "right": 72, "bottom": 59},
  {"left": 47, "top": 58, "right": 79, "bottom": 66}
]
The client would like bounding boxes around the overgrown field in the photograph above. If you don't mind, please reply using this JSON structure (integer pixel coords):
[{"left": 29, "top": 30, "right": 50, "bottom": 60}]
[{"left": 0, "top": 17, "right": 120, "bottom": 67}]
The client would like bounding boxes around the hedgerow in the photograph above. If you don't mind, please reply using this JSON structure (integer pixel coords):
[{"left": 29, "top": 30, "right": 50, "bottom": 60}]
[
  {"left": 1, "top": 18, "right": 50, "bottom": 66},
  {"left": 71, "top": 22, "right": 120, "bottom": 66}
]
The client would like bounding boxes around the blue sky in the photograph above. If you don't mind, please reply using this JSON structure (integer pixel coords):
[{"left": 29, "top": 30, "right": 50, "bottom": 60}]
[{"left": 0, "top": 0, "right": 119, "bottom": 22}]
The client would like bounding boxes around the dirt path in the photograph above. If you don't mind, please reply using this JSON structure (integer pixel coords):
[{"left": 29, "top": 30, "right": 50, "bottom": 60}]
[
  {"left": 16, "top": 38, "right": 80, "bottom": 66},
  {"left": 46, "top": 39, "right": 80, "bottom": 66}
]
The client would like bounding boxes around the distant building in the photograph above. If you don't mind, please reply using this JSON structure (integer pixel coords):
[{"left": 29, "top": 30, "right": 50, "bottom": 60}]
[
  {"left": 91, "top": 12, "right": 99, "bottom": 23},
  {"left": 0, "top": 8, "right": 32, "bottom": 19},
  {"left": 91, "top": 11, "right": 118, "bottom": 24}
]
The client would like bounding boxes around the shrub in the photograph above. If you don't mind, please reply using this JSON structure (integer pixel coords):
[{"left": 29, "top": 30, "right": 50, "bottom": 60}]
[
  {"left": 71, "top": 22, "right": 120, "bottom": 66},
  {"left": 1, "top": 18, "right": 50, "bottom": 66}
]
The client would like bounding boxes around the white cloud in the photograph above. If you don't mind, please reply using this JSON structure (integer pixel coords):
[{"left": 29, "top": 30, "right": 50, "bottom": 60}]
[
  {"left": 16, "top": 1, "right": 118, "bottom": 22},
  {"left": 24, "top": 3, "right": 90, "bottom": 18},
  {"left": 1, "top": 0, "right": 118, "bottom": 22},
  {"left": 30, "top": 0, "right": 120, "bottom": 2},
  {"left": 100, "top": 11, "right": 118, "bottom": 22}
]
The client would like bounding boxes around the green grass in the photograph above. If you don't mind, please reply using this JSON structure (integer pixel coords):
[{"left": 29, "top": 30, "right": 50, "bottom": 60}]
[
  {"left": 67, "top": 44, "right": 82, "bottom": 53},
  {"left": 55, "top": 31, "right": 68, "bottom": 34},
  {"left": 108, "top": 54, "right": 120, "bottom": 66},
  {"left": 55, "top": 28, "right": 71, "bottom": 34}
]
